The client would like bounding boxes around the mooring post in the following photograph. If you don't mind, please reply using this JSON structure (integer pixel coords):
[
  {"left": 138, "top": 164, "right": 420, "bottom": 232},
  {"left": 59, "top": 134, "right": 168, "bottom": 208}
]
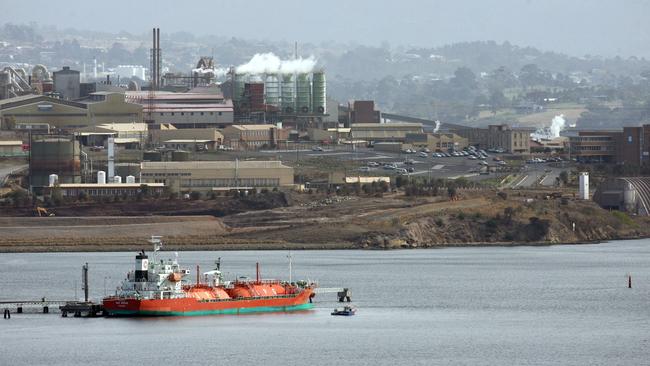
[
  {"left": 82, "top": 263, "right": 89, "bottom": 303},
  {"left": 628, "top": 275, "right": 632, "bottom": 289},
  {"left": 4, "top": 309, "right": 10, "bottom": 319},
  {"left": 43, "top": 306, "right": 49, "bottom": 314}
]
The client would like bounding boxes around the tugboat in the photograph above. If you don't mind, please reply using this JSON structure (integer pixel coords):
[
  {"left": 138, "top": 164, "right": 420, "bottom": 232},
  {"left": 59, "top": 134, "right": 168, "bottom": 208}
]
[
  {"left": 103, "top": 236, "right": 315, "bottom": 316},
  {"left": 331, "top": 305, "right": 357, "bottom": 316}
]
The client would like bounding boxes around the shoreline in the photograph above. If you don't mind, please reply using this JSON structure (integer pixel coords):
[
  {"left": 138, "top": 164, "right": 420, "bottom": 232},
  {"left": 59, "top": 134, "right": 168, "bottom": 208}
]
[{"left": 2, "top": 235, "right": 647, "bottom": 253}]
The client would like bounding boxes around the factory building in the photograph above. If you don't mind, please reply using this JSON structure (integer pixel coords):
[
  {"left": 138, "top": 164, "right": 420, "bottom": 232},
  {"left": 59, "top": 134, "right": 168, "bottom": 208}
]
[
  {"left": 139, "top": 160, "right": 294, "bottom": 193},
  {"left": 52, "top": 66, "right": 80, "bottom": 100},
  {"left": 126, "top": 91, "right": 233, "bottom": 128},
  {"left": 350, "top": 122, "right": 423, "bottom": 142},
  {"left": 593, "top": 177, "right": 650, "bottom": 215},
  {"left": 568, "top": 125, "right": 650, "bottom": 165},
  {"left": 453, "top": 124, "right": 535, "bottom": 153},
  {"left": 0, "top": 92, "right": 142, "bottom": 130},
  {"left": 348, "top": 101, "right": 380, "bottom": 124},
  {"left": 223, "top": 124, "right": 289, "bottom": 149}
]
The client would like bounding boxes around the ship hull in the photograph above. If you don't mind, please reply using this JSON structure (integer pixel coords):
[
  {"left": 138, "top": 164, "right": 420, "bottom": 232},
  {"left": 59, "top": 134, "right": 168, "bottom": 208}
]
[{"left": 103, "top": 289, "right": 314, "bottom": 317}]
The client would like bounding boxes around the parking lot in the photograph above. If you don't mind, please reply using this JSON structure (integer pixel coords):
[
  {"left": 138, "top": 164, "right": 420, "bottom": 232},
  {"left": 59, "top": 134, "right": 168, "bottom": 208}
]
[{"left": 260, "top": 146, "right": 499, "bottom": 180}]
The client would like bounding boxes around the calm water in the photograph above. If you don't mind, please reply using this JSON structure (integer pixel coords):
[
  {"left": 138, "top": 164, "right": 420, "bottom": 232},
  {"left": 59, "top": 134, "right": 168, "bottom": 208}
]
[{"left": 1, "top": 240, "right": 650, "bottom": 366}]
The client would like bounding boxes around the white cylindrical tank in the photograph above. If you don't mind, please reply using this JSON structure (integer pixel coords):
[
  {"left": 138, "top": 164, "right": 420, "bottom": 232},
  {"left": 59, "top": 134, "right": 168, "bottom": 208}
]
[
  {"left": 97, "top": 171, "right": 106, "bottom": 184},
  {"left": 623, "top": 182, "right": 636, "bottom": 211},
  {"left": 579, "top": 172, "right": 589, "bottom": 200},
  {"left": 113, "top": 175, "right": 122, "bottom": 184},
  {"left": 126, "top": 175, "right": 136, "bottom": 184},
  {"left": 48, "top": 174, "right": 59, "bottom": 186}
]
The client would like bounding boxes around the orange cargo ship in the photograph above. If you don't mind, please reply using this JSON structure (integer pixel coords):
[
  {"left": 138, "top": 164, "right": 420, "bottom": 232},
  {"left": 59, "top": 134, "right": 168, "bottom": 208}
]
[{"left": 103, "top": 237, "right": 315, "bottom": 316}]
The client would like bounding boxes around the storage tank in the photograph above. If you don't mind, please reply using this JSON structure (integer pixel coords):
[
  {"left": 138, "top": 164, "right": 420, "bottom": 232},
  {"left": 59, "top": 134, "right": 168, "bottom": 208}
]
[
  {"left": 295, "top": 73, "right": 311, "bottom": 114},
  {"left": 232, "top": 73, "right": 246, "bottom": 102},
  {"left": 623, "top": 182, "right": 636, "bottom": 211},
  {"left": 97, "top": 171, "right": 106, "bottom": 184},
  {"left": 30, "top": 135, "right": 81, "bottom": 187},
  {"left": 172, "top": 150, "right": 190, "bottom": 162},
  {"left": 113, "top": 176, "right": 122, "bottom": 184},
  {"left": 126, "top": 175, "right": 136, "bottom": 184},
  {"left": 264, "top": 73, "right": 280, "bottom": 107},
  {"left": 579, "top": 172, "right": 589, "bottom": 200},
  {"left": 280, "top": 74, "right": 295, "bottom": 113},
  {"left": 311, "top": 71, "right": 326, "bottom": 114},
  {"left": 115, "top": 163, "right": 140, "bottom": 178},
  {"left": 143, "top": 151, "right": 162, "bottom": 162},
  {"left": 48, "top": 174, "right": 59, "bottom": 187}
]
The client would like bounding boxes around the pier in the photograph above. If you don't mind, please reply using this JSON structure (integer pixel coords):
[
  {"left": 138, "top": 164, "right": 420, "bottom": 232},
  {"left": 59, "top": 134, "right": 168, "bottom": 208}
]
[
  {"left": 2, "top": 263, "right": 104, "bottom": 318},
  {"left": 314, "top": 287, "right": 352, "bottom": 302}
]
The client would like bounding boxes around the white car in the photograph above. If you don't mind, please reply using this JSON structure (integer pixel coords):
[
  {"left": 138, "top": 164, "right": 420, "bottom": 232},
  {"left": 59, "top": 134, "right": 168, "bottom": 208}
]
[
  {"left": 418, "top": 152, "right": 428, "bottom": 158},
  {"left": 395, "top": 168, "right": 408, "bottom": 174},
  {"left": 312, "top": 146, "right": 324, "bottom": 152}
]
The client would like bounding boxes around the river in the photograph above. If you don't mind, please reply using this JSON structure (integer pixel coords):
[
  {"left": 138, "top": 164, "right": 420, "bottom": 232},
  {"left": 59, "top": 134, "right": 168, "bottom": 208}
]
[{"left": 1, "top": 240, "right": 649, "bottom": 365}]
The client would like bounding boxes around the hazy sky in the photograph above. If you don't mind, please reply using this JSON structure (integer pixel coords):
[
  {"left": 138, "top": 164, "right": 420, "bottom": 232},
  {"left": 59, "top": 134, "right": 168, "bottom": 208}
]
[{"left": 2, "top": 0, "right": 650, "bottom": 57}]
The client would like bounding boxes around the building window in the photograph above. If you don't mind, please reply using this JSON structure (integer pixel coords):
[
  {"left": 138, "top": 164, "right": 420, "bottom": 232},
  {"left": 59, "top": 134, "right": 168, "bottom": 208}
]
[
  {"left": 171, "top": 112, "right": 175, "bottom": 116},
  {"left": 218, "top": 112, "right": 222, "bottom": 116},
  {"left": 190, "top": 112, "right": 194, "bottom": 116},
  {"left": 181, "top": 112, "right": 184, "bottom": 116},
  {"left": 200, "top": 112, "right": 204, "bottom": 116},
  {"left": 159, "top": 112, "right": 164, "bottom": 116},
  {"left": 210, "top": 112, "right": 214, "bottom": 115}
]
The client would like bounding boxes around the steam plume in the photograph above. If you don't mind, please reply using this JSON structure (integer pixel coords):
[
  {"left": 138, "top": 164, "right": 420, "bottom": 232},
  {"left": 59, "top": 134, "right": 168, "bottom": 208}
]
[
  {"left": 550, "top": 114, "right": 566, "bottom": 138},
  {"left": 235, "top": 53, "right": 317, "bottom": 74},
  {"left": 433, "top": 120, "right": 441, "bottom": 133}
]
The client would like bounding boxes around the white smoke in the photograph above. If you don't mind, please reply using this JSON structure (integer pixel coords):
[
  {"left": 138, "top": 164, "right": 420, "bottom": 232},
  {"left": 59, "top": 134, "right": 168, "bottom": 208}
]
[
  {"left": 550, "top": 114, "right": 566, "bottom": 138},
  {"left": 433, "top": 120, "right": 441, "bottom": 133},
  {"left": 235, "top": 53, "right": 317, "bottom": 74}
]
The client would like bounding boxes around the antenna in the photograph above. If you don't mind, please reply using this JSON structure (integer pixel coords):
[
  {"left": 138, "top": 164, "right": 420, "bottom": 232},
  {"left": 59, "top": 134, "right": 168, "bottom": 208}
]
[{"left": 287, "top": 251, "right": 293, "bottom": 284}]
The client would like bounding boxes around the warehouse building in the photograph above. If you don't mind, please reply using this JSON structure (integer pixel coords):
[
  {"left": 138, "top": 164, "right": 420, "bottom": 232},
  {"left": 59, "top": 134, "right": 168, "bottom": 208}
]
[
  {"left": 44, "top": 183, "right": 165, "bottom": 198},
  {"left": 0, "top": 92, "right": 142, "bottom": 130},
  {"left": 139, "top": 160, "right": 294, "bottom": 193},
  {"left": 350, "top": 122, "right": 423, "bottom": 142},
  {"left": 149, "top": 124, "right": 224, "bottom": 148}
]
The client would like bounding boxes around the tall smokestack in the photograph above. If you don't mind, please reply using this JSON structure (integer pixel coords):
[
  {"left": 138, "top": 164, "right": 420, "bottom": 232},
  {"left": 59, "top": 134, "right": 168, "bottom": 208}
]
[
  {"left": 152, "top": 28, "right": 156, "bottom": 90},
  {"left": 156, "top": 28, "right": 161, "bottom": 89}
]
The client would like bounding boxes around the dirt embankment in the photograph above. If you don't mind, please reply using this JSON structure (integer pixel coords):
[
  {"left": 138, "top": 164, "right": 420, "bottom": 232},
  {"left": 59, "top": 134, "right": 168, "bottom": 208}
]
[{"left": 1, "top": 189, "right": 649, "bottom": 252}]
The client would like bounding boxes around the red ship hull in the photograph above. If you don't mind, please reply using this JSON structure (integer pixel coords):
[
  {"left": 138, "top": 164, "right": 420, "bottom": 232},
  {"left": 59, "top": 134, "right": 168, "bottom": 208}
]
[{"left": 103, "top": 288, "right": 314, "bottom": 316}]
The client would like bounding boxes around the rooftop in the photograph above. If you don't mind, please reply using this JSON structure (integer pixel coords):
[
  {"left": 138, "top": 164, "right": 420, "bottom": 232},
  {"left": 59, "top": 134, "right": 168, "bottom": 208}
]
[
  {"left": 56, "top": 183, "right": 164, "bottom": 188},
  {"left": 0, "top": 140, "right": 23, "bottom": 146},
  {"left": 140, "top": 160, "right": 290, "bottom": 170},
  {"left": 351, "top": 122, "right": 423, "bottom": 128},
  {"left": 227, "top": 124, "right": 277, "bottom": 131}
]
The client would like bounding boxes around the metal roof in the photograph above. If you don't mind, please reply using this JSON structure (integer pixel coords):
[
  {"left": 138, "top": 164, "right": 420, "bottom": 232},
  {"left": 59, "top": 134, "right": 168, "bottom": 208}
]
[
  {"left": 0, "top": 140, "right": 23, "bottom": 146},
  {"left": 56, "top": 183, "right": 164, "bottom": 188}
]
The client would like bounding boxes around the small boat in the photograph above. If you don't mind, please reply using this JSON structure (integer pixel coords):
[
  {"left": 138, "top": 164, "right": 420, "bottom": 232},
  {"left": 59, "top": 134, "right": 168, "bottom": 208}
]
[{"left": 331, "top": 305, "right": 356, "bottom": 316}]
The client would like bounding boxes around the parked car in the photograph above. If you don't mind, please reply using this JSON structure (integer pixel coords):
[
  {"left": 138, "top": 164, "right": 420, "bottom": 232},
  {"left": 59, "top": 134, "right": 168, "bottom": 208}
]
[
  {"left": 383, "top": 164, "right": 397, "bottom": 170},
  {"left": 404, "top": 159, "right": 415, "bottom": 165},
  {"left": 396, "top": 168, "right": 408, "bottom": 174},
  {"left": 312, "top": 146, "right": 324, "bottom": 151},
  {"left": 358, "top": 166, "right": 371, "bottom": 172},
  {"left": 418, "top": 152, "right": 428, "bottom": 158},
  {"left": 367, "top": 161, "right": 379, "bottom": 167}
]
